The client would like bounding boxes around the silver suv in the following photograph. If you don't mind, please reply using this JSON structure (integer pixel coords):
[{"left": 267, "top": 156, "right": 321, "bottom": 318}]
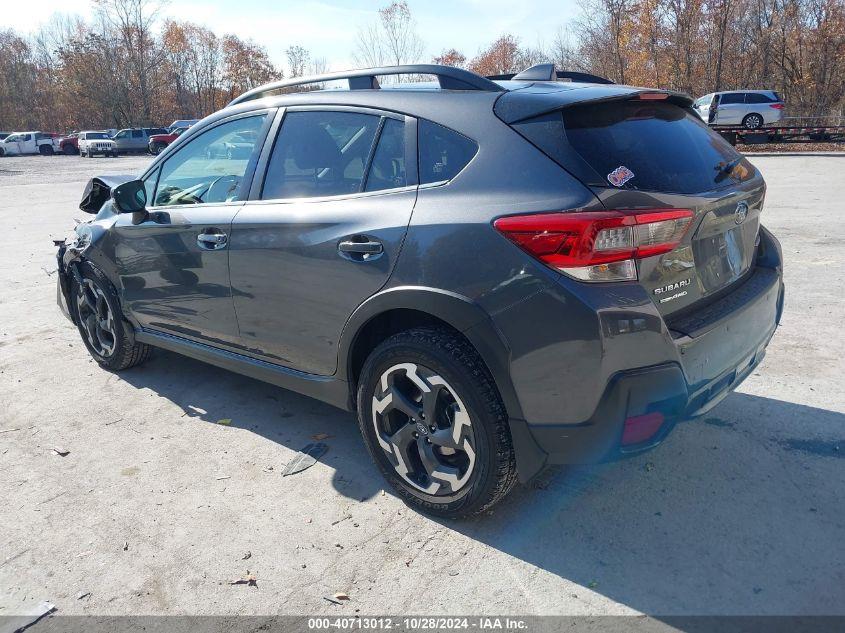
[
  {"left": 111, "top": 127, "right": 168, "bottom": 153},
  {"left": 694, "top": 90, "right": 784, "bottom": 128}
]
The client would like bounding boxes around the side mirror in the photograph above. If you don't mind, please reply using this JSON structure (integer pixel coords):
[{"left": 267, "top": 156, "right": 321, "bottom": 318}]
[{"left": 112, "top": 179, "right": 147, "bottom": 213}]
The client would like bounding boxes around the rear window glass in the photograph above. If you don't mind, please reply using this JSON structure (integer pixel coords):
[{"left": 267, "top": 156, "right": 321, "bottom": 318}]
[
  {"left": 561, "top": 100, "right": 751, "bottom": 194},
  {"left": 418, "top": 120, "right": 477, "bottom": 184}
]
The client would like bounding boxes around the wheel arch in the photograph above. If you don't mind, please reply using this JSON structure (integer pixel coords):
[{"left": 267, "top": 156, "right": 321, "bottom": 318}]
[
  {"left": 338, "top": 287, "right": 525, "bottom": 422},
  {"left": 339, "top": 286, "right": 550, "bottom": 482}
]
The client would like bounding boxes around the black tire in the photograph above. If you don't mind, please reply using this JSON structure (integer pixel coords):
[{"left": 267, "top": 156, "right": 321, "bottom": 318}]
[
  {"left": 69, "top": 261, "right": 152, "bottom": 371},
  {"left": 63, "top": 144, "right": 78, "bottom": 155},
  {"left": 742, "top": 113, "right": 764, "bottom": 129},
  {"left": 356, "top": 327, "right": 517, "bottom": 518},
  {"left": 150, "top": 142, "right": 165, "bottom": 155},
  {"left": 39, "top": 144, "right": 54, "bottom": 156}
]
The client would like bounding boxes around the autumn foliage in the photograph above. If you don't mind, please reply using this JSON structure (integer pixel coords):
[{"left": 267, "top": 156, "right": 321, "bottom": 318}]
[{"left": 0, "top": 0, "right": 843, "bottom": 133}]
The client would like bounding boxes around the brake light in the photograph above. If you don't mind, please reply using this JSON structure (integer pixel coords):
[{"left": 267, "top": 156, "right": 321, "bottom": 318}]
[
  {"left": 493, "top": 209, "right": 693, "bottom": 282},
  {"left": 636, "top": 92, "right": 669, "bottom": 100},
  {"left": 769, "top": 103, "right": 784, "bottom": 109}
]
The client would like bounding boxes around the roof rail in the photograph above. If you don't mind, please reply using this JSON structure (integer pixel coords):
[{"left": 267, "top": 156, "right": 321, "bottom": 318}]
[
  {"left": 228, "top": 64, "right": 504, "bottom": 106},
  {"left": 487, "top": 63, "right": 614, "bottom": 85}
]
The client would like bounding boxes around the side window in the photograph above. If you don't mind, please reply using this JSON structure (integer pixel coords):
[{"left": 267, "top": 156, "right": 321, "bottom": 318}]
[
  {"left": 22, "top": 134, "right": 32, "bottom": 141},
  {"left": 153, "top": 114, "right": 266, "bottom": 207},
  {"left": 262, "top": 111, "right": 380, "bottom": 200},
  {"left": 746, "top": 93, "right": 773, "bottom": 104},
  {"left": 418, "top": 119, "right": 478, "bottom": 185},
  {"left": 115, "top": 131, "right": 128, "bottom": 139},
  {"left": 720, "top": 93, "right": 744, "bottom": 105},
  {"left": 365, "top": 118, "right": 406, "bottom": 192},
  {"left": 131, "top": 130, "right": 143, "bottom": 139}
]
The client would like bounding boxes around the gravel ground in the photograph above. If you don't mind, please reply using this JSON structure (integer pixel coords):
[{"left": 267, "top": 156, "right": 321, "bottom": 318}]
[{"left": 1, "top": 153, "right": 843, "bottom": 617}]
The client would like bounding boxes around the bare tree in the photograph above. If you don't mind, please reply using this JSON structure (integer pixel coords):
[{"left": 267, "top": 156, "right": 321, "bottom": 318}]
[
  {"left": 286, "top": 45, "right": 310, "bottom": 77},
  {"left": 353, "top": 1, "right": 425, "bottom": 67}
]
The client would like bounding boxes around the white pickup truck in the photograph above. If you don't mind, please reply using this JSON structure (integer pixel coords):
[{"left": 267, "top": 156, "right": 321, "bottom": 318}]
[{"left": 0, "top": 131, "right": 61, "bottom": 156}]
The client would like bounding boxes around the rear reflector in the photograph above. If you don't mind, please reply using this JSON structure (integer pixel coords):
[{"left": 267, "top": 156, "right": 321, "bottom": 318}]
[
  {"left": 769, "top": 103, "right": 785, "bottom": 109},
  {"left": 494, "top": 209, "right": 693, "bottom": 282},
  {"left": 621, "top": 412, "right": 665, "bottom": 445}
]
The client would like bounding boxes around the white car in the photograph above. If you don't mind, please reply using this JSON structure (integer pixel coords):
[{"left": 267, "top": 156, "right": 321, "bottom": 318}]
[
  {"left": 693, "top": 90, "right": 785, "bottom": 128},
  {"left": 0, "top": 131, "right": 60, "bottom": 156},
  {"left": 78, "top": 131, "right": 118, "bottom": 158}
]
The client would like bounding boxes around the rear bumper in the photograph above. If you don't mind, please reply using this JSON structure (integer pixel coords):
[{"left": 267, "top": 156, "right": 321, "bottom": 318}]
[{"left": 498, "top": 229, "right": 784, "bottom": 481}]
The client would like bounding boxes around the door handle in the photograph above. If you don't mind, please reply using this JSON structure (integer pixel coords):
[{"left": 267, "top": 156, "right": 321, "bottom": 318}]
[
  {"left": 197, "top": 231, "right": 228, "bottom": 250},
  {"left": 338, "top": 240, "right": 383, "bottom": 255}
]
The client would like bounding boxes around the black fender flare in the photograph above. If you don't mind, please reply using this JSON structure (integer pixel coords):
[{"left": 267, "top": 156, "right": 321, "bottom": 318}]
[{"left": 337, "top": 286, "right": 547, "bottom": 482}]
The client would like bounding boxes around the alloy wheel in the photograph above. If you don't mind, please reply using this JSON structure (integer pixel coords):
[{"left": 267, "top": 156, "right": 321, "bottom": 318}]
[
  {"left": 745, "top": 114, "right": 763, "bottom": 129},
  {"left": 371, "top": 362, "right": 476, "bottom": 495},
  {"left": 76, "top": 279, "right": 116, "bottom": 357}
]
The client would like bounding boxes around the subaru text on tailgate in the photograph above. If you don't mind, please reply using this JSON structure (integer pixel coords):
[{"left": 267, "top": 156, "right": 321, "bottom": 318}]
[{"left": 55, "top": 64, "right": 784, "bottom": 518}]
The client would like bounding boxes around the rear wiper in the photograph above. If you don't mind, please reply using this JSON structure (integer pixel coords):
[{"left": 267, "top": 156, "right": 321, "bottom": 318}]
[{"left": 715, "top": 157, "right": 743, "bottom": 182}]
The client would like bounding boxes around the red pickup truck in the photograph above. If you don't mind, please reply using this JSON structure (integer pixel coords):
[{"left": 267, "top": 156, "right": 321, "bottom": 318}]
[
  {"left": 148, "top": 127, "right": 189, "bottom": 155},
  {"left": 59, "top": 134, "right": 79, "bottom": 155}
]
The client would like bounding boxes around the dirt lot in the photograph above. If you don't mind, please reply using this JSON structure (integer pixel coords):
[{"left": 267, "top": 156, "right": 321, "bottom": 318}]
[{"left": 1, "top": 153, "right": 844, "bottom": 617}]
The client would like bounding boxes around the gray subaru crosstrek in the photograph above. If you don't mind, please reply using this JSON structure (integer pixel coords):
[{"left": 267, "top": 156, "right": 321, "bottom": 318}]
[{"left": 56, "top": 64, "right": 784, "bottom": 518}]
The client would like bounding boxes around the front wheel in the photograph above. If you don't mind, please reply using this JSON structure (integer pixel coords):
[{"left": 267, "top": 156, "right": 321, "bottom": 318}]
[
  {"left": 70, "top": 262, "right": 152, "bottom": 371},
  {"left": 357, "top": 327, "right": 517, "bottom": 518},
  {"left": 742, "top": 113, "right": 764, "bottom": 129}
]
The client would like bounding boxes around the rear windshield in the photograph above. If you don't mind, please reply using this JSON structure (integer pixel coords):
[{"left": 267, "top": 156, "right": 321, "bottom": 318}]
[{"left": 561, "top": 100, "right": 751, "bottom": 194}]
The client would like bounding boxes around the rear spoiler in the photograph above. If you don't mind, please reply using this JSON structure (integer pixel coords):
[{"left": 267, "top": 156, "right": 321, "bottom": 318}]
[
  {"left": 79, "top": 174, "right": 135, "bottom": 214},
  {"left": 494, "top": 85, "right": 694, "bottom": 124}
]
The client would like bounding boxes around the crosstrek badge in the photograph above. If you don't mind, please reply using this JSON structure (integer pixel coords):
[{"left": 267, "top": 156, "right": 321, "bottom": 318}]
[{"left": 607, "top": 165, "right": 635, "bottom": 187}]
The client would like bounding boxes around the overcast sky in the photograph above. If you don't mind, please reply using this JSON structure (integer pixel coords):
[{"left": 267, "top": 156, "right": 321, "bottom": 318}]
[{"left": 11, "top": 0, "right": 581, "bottom": 70}]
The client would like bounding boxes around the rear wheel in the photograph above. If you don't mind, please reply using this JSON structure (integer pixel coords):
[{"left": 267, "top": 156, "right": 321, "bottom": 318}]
[
  {"left": 70, "top": 262, "right": 152, "bottom": 371},
  {"left": 63, "top": 144, "right": 78, "bottom": 155},
  {"left": 150, "top": 142, "right": 165, "bottom": 155},
  {"left": 742, "top": 113, "right": 764, "bottom": 129},
  {"left": 357, "top": 327, "right": 517, "bottom": 518},
  {"left": 39, "top": 144, "right": 54, "bottom": 156}
]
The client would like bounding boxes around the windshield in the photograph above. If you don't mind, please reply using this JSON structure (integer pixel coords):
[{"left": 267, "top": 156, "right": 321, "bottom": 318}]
[
  {"left": 562, "top": 100, "right": 754, "bottom": 194},
  {"left": 86, "top": 132, "right": 110, "bottom": 140}
]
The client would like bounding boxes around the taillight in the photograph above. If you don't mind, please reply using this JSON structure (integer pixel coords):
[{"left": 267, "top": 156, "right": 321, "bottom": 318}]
[
  {"left": 493, "top": 209, "right": 693, "bottom": 282},
  {"left": 770, "top": 103, "right": 784, "bottom": 109}
]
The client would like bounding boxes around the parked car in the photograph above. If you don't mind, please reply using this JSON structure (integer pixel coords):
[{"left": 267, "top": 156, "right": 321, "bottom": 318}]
[
  {"left": 0, "top": 131, "right": 60, "bottom": 156},
  {"left": 79, "top": 131, "right": 117, "bottom": 157},
  {"left": 59, "top": 133, "right": 79, "bottom": 155},
  {"left": 55, "top": 64, "right": 784, "bottom": 518},
  {"left": 111, "top": 127, "right": 168, "bottom": 153},
  {"left": 148, "top": 127, "right": 188, "bottom": 155},
  {"left": 168, "top": 119, "right": 199, "bottom": 131},
  {"left": 694, "top": 90, "right": 784, "bottom": 128}
]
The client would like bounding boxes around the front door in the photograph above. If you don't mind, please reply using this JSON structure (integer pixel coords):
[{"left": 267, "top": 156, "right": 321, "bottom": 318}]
[
  {"left": 228, "top": 108, "right": 416, "bottom": 375},
  {"left": 111, "top": 112, "right": 272, "bottom": 349}
]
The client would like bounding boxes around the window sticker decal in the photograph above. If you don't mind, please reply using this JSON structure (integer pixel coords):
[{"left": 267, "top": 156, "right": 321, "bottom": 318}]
[{"left": 607, "top": 165, "right": 635, "bottom": 187}]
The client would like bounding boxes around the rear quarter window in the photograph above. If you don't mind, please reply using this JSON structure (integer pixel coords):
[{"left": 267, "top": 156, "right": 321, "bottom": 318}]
[
  {"left": 560, "top": 100, "right": 753, "bottom": 194},
  {"left": 418, "top": 120, "right": 477, "bottom": 184}
]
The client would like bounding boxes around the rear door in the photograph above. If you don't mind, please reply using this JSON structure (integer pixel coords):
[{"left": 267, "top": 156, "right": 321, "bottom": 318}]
[
  {"left": 558, "top": 98, "right": 763, "bottom": 317},
  {"left": 111, "top": 111, "right": 272, "bottom": 348},
  {"left": 228, "top": 107, "right": 417, "bottom": 375}
]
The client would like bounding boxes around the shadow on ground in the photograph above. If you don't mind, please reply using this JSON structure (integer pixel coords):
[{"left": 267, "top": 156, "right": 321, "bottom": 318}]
[{"left": 119, "top": 349, "right": 845, "bottom": 615}]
